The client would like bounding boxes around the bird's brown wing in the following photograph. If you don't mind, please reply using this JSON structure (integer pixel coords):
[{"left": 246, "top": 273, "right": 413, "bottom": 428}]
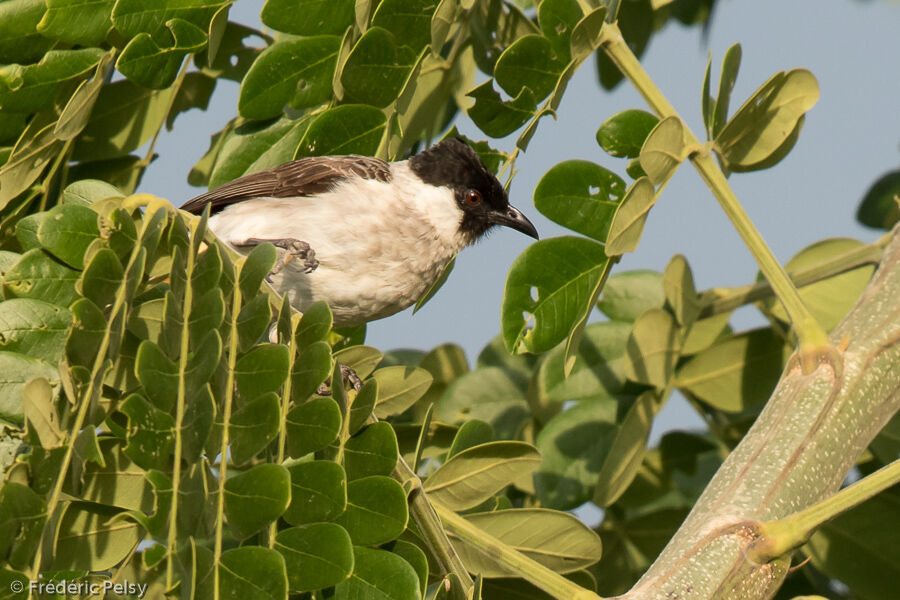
[{"left": 181, "top": 155, "right": 392, "bottom": 214}]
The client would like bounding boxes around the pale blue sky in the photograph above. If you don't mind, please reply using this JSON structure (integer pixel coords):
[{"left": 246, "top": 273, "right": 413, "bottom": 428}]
[{"left": 146, "top": 0, "right": 900, "bottom": 436}]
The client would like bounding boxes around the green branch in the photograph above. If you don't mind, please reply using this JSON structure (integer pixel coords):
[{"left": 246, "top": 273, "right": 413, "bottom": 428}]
[
  {"left": 697, "top": 233, "right": 888, "bottom": 318},
  {"left": 598, "top": 22, "right": 831, "bottom": 371},
  {"left": 752, "top": 458, "right": 900, "bottom": 562},
  {"left": 392, "top": 458, "right": 474, "bottom": 592}
]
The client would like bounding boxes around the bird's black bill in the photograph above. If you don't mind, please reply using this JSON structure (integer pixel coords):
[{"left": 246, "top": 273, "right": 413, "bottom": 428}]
[{"left": 491, "top": 205, "right": 539, "bottom": 239}]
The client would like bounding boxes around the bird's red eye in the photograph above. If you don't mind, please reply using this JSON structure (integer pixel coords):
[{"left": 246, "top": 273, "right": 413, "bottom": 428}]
[{"left": 465, "top": 190, "right": 482, "bottom": 206}]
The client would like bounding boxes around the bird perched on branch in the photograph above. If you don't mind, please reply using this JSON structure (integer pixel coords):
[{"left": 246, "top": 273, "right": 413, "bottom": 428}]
[{"left": 182, "top": 138, "right": 539, "bottom": 326}]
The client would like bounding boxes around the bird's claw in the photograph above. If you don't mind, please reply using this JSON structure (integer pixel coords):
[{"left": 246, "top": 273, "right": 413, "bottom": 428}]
[
  {"left": 315, "top": 363, "right": 363, "bottom": 395},
  {"left": 242, "top": 238, "right": 318, "bottom": 282}
]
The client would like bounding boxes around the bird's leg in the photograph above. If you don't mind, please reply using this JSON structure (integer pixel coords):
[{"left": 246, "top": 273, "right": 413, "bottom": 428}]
[
  {"left": 238, "top": 238, "right": 319, "bottom": 279},
  {"left": 315, "top": 364, "right": 364, "bottom": 396}
]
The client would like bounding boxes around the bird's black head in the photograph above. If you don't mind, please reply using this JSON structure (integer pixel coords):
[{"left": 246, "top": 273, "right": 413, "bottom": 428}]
[{"left": 409, "top": 138, "right": 539, "bottom": 242}]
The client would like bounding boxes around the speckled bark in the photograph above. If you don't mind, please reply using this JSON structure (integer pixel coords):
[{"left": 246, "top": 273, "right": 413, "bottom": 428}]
[{"left": 618, "top": 224, "right": 900, "bottom": 600}]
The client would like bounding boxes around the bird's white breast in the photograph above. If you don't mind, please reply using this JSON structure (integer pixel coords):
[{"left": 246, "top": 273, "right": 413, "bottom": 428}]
[{"left": 207, "top": 162, "right": 468, "bottom": 325}]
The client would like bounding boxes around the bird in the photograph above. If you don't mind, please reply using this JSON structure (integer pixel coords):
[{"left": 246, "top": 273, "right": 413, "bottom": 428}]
[{"left": 181, "top": 137, "right": 539, "bottom": 327}]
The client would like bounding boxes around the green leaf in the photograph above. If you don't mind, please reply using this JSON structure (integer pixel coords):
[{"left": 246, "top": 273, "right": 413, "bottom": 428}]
[
  {"left": 760, "top": 238, "right": 875, "bottom": 332},
  {"left": 663, "top": 254, "right": 701, "bottom": 328},
  {"left": 62, "top": 179, "right": 124, "bottom": 206},
  {"left": 430, "top": 0, "right": 459, "bottom": 54},
  {"left": 276, "top": 524, "right": 354, "bottom": 592},
  {"left": 208, "top": 116, "right": 313, "bottom": 188},
  {"left": 0, "top": 352, "right": 58, "bottom": 424},
  {"left": 224, "top": 464, "right": 291, "bottom": 539},
  {"left": 371, "top": 365, "right": 433, "bottom": 419},
  {"left": 592, "top": 391, "right": 656, "bottom": 507},
  {"left": 296, "top": 104, "right": 387, "bottom": 158},
  {"left": 72, "top": 79, "right": 178, "bottom": 162},
  {"left": 423, "top": 441, "right": 541, "bottom": 510},
  {"left": 333, "top": 344, "right": 383, "bottom": 380},
  {"left": 79, "top": 247, "right": 124, "bottom": 309},
  {"left": 569, "top": 5, "right": 606, "bottom": 61},
  {"left": 286, "top": 397, "right": 341, "bottom": 457},
  {"left": 857, "top": 168, "right": 900, "bottom": 230},
  {"left": 452, "top": 508, "right": 602, "bottom": 576},
  {"left": 605, "top": 177, "right": 656, "bottom": 256},
  {"left": 622, "top": 308, "right": 681, "bottom": 389},
  {"left": 714, "top": 69, "right": 819, "bottom": 170},
  {"left": 120, "top": 393, "right": 175, "bottom": 470},
  {"left": 236, "top": 293, "right": 272, "bottom": 352},
  {"left": 596, "top": 109, "right": 659, "bottom": 159},
  {"left": 52, "top": 502, "right": 141, "bottom": 571},
  {"left": 674, "top": 327, "right": 790, "bottom": 412},
  {"left": 372, "top": 0, "right": 437, "bottom": 52},
  {"left": 35, "top": 204, "right": 99, "bottom": 269},
  {"left": 466, "top": 79, "right": 536, "bottom": 138},
  {"left": 0, "top": 482, "right": 46, "bottom": 571},
  {"left": 38, "top": 0, "right": 115, "bottom": 45},
  {"left": 218, "top": 547, "right": 288, "bottom": 600},
  {"left": 502, "top": 236, "right": 609, "bottom": 354},
  {"left": 239, "top": 36, "right": 341, "bottom": 119},
  {"left": 261, "top": 0, "right": 354, "bottom": 35},
  {"left": 22, "top": 377, "right": 63, "bottom": 449},
  {"left": 538, "top": 0, "right": 583, "bottom": 63},
  {"left": 447, "top": 420, "right": 493, "bottom": 459},
  {"left": 284, "top": 460, "right": 346, "bottom": 525},
  {"left": 344, "top": 421, "right": 399, "bottom": 480},
  {"left": 111, "top": 0, "right": 231, "bottom": 38},
  {"left": 0, "top": 117, "right": 61, "bottom": 210},
  {"left": 596, "top": 269, "right": 664, "bottom": 322},
  {"left": 0, "top": 0, "right": 54, "bottom": 64},
  {"left": 336, "top": 475, "right": 408, "bottom": 545},
  {"left": 701, "top": 52, "right": 713, "bottom": 138},
  {"left": 391, "top": 539, "right": 428, "bottom": 597},
  {"left": 639, "top": 116, "right": 685, "bottom": 185},
  {"left": 494, "top": 35, "right": 566, "bottom": 102},
  {"left": 234, "top": 344, "right": 289, "bottom": 400},
  {"left": 534, "top": 394, "right": 643, "bottom": 510},
  {"left": 534, "top": 160, "right": 625, "bottom": 242},
  {"left": 334, "top": 547, "right": 421, "bottom": 600},
  {"left": 806, "top": 489, "right": 900, "bottom": 600},
  {"left": 0, "top": 48, "right": 104, "bottom": 112},
  {"left": 135, "top": 340, "right": 178, "bottom": 411},
  {"left": 55, "top": 50, "right": 116, "bottom": 141},
  {"left": 291, "top": 340, "right": 333, "bottom": 402},
  {"left": 437, "top": 367, "right": 529, "bottom": 439},
  {"left": 532, "top": 320, "right": 632, "bottom": 423},
  {"left": 3, "top": 249, "right": 79, "bottom": 307},
  {"left": 0, "top": 299, "right": 71, "bottom": 364},
  {"left": 711, "top": 43, "right": 741, "bottom": 138},
  {"left": 339, "top": 27, "right": 416, "bottom": 108},
  {"left": 116, "top": 18, "right": 208, "bottom": 89},
  {"left": 230, "top": 392, "right": 281, "bottom": 465}
]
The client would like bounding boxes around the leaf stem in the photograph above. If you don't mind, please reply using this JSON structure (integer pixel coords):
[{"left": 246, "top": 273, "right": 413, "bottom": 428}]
[
  {"left": 752, "top": 458, "right": 900, "bottom": 562},
  {"left": 268, "top": 308, "right": 299, "bottom": 548},
  {"left": 599, "top": 23, "right": 831, "bottom": 367},
  {"left": 432, "top": 500, "right": 603, "bottom": 600},
  {"left": 212, "top": 258, "right": 243, "bottom": 598},
  {"left": 165, "top": 219, "right": 199, "bottom": 587}
]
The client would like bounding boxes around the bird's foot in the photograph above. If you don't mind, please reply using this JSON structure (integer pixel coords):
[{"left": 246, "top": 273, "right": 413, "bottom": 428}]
[
  {"left": 242, "top": 237, "right": 319, "bottom": 281},
  {"left": 315, "top": 363, "right": 363, "bottom": 396}
]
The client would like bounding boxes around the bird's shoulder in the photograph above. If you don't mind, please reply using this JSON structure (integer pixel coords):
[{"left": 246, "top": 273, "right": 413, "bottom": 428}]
[{"left": 181, "top": 155, "right": 392, "bottom": 214}]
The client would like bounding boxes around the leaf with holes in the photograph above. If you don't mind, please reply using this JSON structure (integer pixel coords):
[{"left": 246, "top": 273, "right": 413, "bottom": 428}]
[
  {"left": 502, "top": 236, "right": 609, "bottom": 354},
  {"left": 534, "top": 160, "right": 625, "bottom": 242}
]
